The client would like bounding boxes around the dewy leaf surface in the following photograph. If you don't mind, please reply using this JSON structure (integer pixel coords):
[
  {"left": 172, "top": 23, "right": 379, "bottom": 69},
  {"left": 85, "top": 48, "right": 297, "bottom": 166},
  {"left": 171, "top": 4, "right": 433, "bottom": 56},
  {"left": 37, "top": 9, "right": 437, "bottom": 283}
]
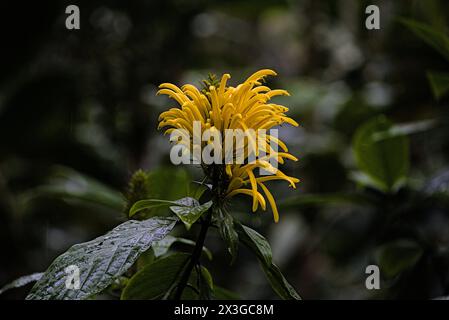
[{"left": 26, "top": 216, "right": 177, "bottom": 300}]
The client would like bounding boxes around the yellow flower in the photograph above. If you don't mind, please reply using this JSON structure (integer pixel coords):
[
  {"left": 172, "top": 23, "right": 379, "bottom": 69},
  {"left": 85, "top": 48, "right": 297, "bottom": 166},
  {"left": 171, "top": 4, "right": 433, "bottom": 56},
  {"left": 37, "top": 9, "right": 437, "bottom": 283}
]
[{"left": 157, "top": 69, "right": 299, "bottom": 222}]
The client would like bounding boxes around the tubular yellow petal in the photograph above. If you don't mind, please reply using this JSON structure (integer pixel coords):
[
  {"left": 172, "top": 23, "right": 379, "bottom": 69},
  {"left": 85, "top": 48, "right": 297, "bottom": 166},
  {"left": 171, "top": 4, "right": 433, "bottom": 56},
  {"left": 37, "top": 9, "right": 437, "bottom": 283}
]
[
  {"left": 159, "top": 83, "right": 185, "bottom": 96},
  {"left": 157, "top": 89, "right": 189, "bottom": 105},
  {"left": 219, "top": 74, "right": 231, "bottom": 97},
  {"left": 226, "top": 164, "right": 233, "bottom": 177},
  {"left": 281, "top": 116, "right": 299, "bottom": 127},
  {"left": 267, "top": 135, "right": 288, "bottom": 152},
  {"left": 258, "top": 182, "right": 279, "bottom": 223},
  {"left": 226, "top": 188, "right": 266, "bottom": 211},
  {"left": 246, "top": 169, "right": 259, "bottom": 211},
  {"left": 245, "top": 69, "right": 277, "bottom": 83},
  {"left": 266, "top": 89, "right": 290, "bottom": 98}
]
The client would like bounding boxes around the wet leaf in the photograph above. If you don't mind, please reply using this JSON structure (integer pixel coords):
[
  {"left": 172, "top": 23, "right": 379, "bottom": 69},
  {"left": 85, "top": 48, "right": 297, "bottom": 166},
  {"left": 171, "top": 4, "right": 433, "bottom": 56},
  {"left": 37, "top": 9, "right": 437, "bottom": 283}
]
[
  {"left": 169, "top": 197, "right": 212, "bottom": 230},
  {"left": 0, "top": 273, "right": 44, "bottom": 295},
  {"left": 26, "top": 216, "right": 177, "bottom": 300}
]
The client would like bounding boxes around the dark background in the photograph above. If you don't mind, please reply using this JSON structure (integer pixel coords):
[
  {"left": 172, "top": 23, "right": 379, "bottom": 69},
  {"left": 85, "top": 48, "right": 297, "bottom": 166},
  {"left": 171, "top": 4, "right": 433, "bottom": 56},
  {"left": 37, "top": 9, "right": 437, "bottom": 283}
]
[{"left": 1, "top": 0, "right": 449, "bottom": 299}]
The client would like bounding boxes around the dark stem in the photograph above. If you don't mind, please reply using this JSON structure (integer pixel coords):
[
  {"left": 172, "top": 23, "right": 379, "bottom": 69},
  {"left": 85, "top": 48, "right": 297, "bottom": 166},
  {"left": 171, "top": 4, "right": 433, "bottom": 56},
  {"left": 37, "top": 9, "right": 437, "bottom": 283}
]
[
  {"left": 173, "top": 165, "right": 222, "bottom": 300},
  {"left": 173, "top": 208, "right": 212, "bottom": 300}
]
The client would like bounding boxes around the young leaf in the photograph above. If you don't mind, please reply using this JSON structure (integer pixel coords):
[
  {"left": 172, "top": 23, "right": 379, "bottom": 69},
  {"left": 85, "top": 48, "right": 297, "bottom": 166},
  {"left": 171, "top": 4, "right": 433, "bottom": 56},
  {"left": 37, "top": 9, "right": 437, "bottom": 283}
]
[
  {"left": 26, "top": 216, "right": 177, "bottom": 300},
  {"left": 215, "top": 208, "right": 239, "bottom": 264},
  {"left": 353, "top": 116, "right": 409, "bottom": 192},
  {"left": 169, "top": 198, "right": 213, "bottom": 230},
  {"left": 236, "top": 223, "right": 301, "bottom": 300},
  {"left": 0, "top": 273, "right": 44, "bottom": 295},
  {"left": 121, "top": 253, "right": 190, "bottom": 300}
]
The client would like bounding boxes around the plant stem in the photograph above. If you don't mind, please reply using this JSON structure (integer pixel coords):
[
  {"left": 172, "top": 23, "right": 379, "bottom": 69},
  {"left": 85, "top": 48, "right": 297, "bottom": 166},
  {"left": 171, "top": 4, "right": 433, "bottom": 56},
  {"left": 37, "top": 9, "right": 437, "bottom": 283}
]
[{"left": 173, "top": 208, "right": 211, "bottom": 300}]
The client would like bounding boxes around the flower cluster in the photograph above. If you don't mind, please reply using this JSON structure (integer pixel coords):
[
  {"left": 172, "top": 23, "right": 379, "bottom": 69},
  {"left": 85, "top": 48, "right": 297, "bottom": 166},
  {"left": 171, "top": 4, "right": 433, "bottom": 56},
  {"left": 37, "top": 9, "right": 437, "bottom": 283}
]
[{"left": 157, "top": 69, "right": 299, "bottom": 222}]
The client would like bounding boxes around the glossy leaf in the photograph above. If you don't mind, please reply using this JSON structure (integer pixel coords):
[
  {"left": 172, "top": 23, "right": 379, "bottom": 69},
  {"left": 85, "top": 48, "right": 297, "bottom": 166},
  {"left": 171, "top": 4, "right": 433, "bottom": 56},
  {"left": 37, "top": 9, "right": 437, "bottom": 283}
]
[
  {"left": 26, "top": 217, "right": 177, "bottom": 300},
  {"left": 169, "top": 197, "right": 213, "bottom": 230},
  {"left": 0, "top": 273, "right": 44, "bottom": 295}
]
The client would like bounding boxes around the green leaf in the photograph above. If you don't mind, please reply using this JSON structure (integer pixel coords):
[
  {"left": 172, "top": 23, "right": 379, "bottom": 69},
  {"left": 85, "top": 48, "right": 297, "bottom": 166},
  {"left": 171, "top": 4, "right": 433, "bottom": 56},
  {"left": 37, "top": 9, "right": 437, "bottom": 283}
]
[
  {"left": 169, "top": 198, "right": 213, "bottom": 230},
  {"left": 189, "top": 181, "right": 211, "bottom": 200},
  {"left": 238, "top": 225, "right": 272, "bottom": 266},
  {"left": 376, "top": 239, "right": 423, "bottom": 278},
  {"left": 213, "top": 286, "right": 241, "bottom": 300},
  {"left": 151, "top": 235, "right": 179, "bottom": 257},
  {"left": 27, "top": 166, "right": 123, "bottom": 212},
  {"left": 353, "top": 116, "right": 409, "bottom": 192},
  {"left": 198, "top": 266, "right": 214, "bottom": 300},
  {"left": 200, "top": 267, "right": 213, "bottom": 290},
  {"left": 427, "top": 71, "right": 449, "bottom": 99},
  {"left": 129, "top": 199, "right": 185, "bottom": 218},
  {"left": 128, "top": 168, "right": 192, "bottom": 218},
  {"left": 121, "top": 253, "right": 190, "bottom": 300},
  {"left": 262, "top": 263, "right": 301, "bottom": 300},
  {"left": 0, "top": 273, "right": 44, "bottom": 295},
  {"left": 279, "top": 192, "right": 374, "bottom": 209},
  {"left": 215, "top": 208, "right": 239, "bottom": 264},
  {"left": 151, "top": 235, "right": 213, "bottom": 260},
  {"left": 400, "top": 18, "right": 449, "bottom": 61},
  {"left": 26, "top": 216, "right": 177, "bottom": 300},
  {"left": 236, "top": 223, "right": 301, "bottom": 300},
  {"left": 147, "top": 167, "right": 191, "bottom": 201}
]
